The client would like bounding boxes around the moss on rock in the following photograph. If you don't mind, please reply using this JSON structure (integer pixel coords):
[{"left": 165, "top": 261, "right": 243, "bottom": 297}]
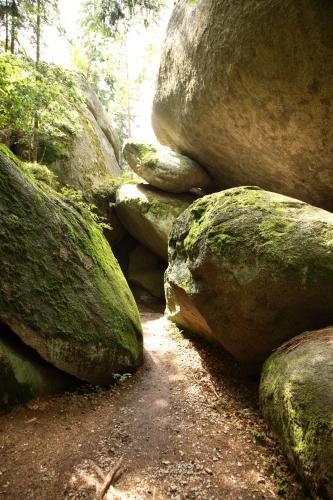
[
  {"left": 166, "top": 186, "right": 333, "bottom": 368},
  {"left": 123, "top": 141, "right": 213, "bottom": 193},
  {"left": 260, "top": 327, "right": 333, "bottom": 498},
  {"left": 0, "top": 148, "right": 143, "bottom": 385},
  {"left": 115, "top": 183, "right": 195, "bottom": 260},
  {"left": 0, "top": 327, "right": 77, "bottom": 412}
]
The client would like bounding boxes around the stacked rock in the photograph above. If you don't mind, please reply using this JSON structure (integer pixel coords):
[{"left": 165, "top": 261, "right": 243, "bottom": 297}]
[
  {"left": 114, "top": 141, "right": 214, "bottom": 302},
  {"left": 150, "top": 0, "right": 333, "bottom": 495}
]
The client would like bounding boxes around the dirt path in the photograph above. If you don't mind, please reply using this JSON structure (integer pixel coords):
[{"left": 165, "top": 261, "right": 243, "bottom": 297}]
[{"left": 0, "top": 306, "right": 306, "bottom": 499}]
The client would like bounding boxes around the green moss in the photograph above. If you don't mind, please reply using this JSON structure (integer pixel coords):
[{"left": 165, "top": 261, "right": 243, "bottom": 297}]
[
  {"left": 0, "top": 144, "right": 23, "bottom": 169},
  {"left": 24, "top": 162, "right": 58, "bottom": 189},
  {"left": 260, "top": 336, "right": 333, "bottom": 497},
  {"left": 0, "top": 354, "right": 33, "bottom": 411},
  {"left": 0, "top": 150, "right": 143, "bottom": 384},
  {"left": 178, "top": 188, "right": 333, "bottom": 284},
  {"left": 0, "top": 333, "right": 77, "bottom": 411},
  {"left": 125, "top": 141, "right": 160, "bottom": 170}
]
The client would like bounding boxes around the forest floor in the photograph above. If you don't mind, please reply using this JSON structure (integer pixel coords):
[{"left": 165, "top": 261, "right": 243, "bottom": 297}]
[{"left": 0, "top": 305, "right": 307, "bottom": 500}]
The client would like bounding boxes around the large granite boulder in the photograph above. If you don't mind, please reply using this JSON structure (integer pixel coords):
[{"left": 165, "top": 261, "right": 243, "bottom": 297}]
[
  {"left": 166, "top": 186, "right": 333, "bottom": 369},
  {"left": 115, "top": 183, "right": 195, "bottom": 260},
  {"left": 50, "top": 77, "right": 121, "bottom": 192},
  {"left": 124, "top": 141, "right": 213, "bottom": 193},
  {"left": 260, "top": 327, "right": 333, "bottom": 499},
  {"left": 0, "top": 149, "right": 142, "bottom": 385},
  {"left": 153, "top": 0, "right": 333, "bottom": 210},
  {"left": 0, "top": 326, "right": 77, "bottom": 411}
]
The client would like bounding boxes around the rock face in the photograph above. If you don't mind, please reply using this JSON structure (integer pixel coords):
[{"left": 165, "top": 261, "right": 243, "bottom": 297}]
[
  {"left": 128, "top": 245, "right": 166, "bottom": 300},
  {"left": 115, "top": 183, "right": 195, "bottom": 260},
  {"left": 124, "top": 141, "right": 213, "bottom": 193},
  {"left": 260, "top": 328, "right": 333, "bottom": 498},
  {"left": 51, "top": 78, "right": 121, "bottom": 192},
  {"left": 153, "top": 0, "right": 333, "bottom": 210},
  {"left": 166, "top": 186, "right": 333, "bottom": 368},
  {"left": 0, "top": 150, "right": 143, "bottom": 385},
  {"left": 0, "top": 326, "right": 77, "bottom": 411}
]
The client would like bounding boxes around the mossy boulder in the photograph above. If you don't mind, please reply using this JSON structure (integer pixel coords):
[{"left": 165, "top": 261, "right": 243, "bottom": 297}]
[
  {"left": 0, "top": 149, "right": 143, "bottom": 385},
  {"left": 153, "top": 0, "right": 333, "bottom": 210},
  {"left": 260, "top": 327, "right": 333, "bottom": 498},
  {"left": 115, "top": 183, "right": 195, "bottom": 260},
  {"left": 50, "top": 78, "right": 121, "bottom": 193},
  {"left": 166, "top": 186, "right": 333, "bottom": 369},
  {"left": 124, "top": 141, "right": 213, "bottom": 193},
  {"left": 0, "top": 326, "right": 77, "bottom": 412}
]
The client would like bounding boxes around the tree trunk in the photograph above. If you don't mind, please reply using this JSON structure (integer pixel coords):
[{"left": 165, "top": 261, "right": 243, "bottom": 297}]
[
  {"left": 10, "top": 0, "right": 16, "bottom": 54},
  {"left": 32, "top": 0, "right": 41, "bottom": 163},
  {"left": 126, "top": 37, "right": 132, "bottom": 139},
  {"left": 5, "top": 0, "right": 9, "bottom": 51}
]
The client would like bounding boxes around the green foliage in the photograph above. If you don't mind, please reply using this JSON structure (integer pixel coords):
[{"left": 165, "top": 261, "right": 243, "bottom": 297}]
[
  {"left": 112, "top": 372, "right": 132, "bottom": 384},
  {"left": 59, "top": 186, "right": 111, "bottom": 231},
  {"left": 23, "top": 161, "right": 58, "bottom": 188},
  {"left": 75, "top": 0, "right": 165, "bottom": 146},
  {"left": 82, "top": 0, "right": 164, "bottom": 38},
  {"left": 0, "top": 52, "right": 82, "bottom": 162},
  {"left": 0, "top": 0, "right": 60, "bottom": 54},
  {"left": 0, "top": 142, "right": 58, "bottom": 189}
]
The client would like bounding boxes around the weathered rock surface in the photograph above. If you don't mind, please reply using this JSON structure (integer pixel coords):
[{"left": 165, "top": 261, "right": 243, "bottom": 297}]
[
  {"left": 115, "top": 183, "right": 195, "bottom": 260},
  {"left": 124, "top": 141, "right": 213, "bottom": 193},
  {"left": 0, "top": 150, "right": 142, "bottom": 385},
  {"left": 50, "top": 78, "right": 121, "bottom": 192},
  {"left": 128, "top": 245, "right": 166, "bottom": 299},
  {"left": 260, "top": 328, "right": 333, "bottom": 499},
  {"left": 153, "top": 0, "right": 333, "bottom": 210},
  {"left": 0, "top": 326, "right": 77, "bottom": 411},
  {"left": 166, "top": 186, "right": 333, "bottom": 368}
]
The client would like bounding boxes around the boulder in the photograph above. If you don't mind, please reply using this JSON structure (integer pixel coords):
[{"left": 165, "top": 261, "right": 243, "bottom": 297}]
[
  {"left": 0, "top": 326, "right": 77, "bottom": 411},
  {"left": 260, "top": 327, "right": 333, "bottom": 499},
  {"left": 115, "top": 183, "right": 195, "bottom": 260},
  {"left": 128, "top": 245, "right": 166, "bottom": 299},
  {"left": 166, "top": 186, "right": 333, "bottom": 369},
  {"left": 153, "top": 0, "right": 333, "bottom": 210},
  {"left": 0, "top": 149, "right": 143, "bottom": 385},
  {"left": 50, "top": 78, "right": 121, "bottom": 192},
  {"left": 123, "top": 141, "right": 213, "bottom": 193}
]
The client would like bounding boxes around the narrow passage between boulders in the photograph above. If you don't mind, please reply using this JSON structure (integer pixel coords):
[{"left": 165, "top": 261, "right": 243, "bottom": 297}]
[{"left": 0, "top": 306, "right": 305, "bottom": 499}]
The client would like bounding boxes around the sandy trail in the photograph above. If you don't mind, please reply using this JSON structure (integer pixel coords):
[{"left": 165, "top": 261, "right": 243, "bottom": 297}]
[{"left": 0, "top": 306, "right": 305, "bottom": 499}]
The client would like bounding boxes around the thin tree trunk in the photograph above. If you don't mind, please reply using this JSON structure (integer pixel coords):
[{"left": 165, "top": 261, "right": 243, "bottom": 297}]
[
  {"left": 5, "top": 0, "right": 9, "bottom": 51},
  {"left": 126, "top": 37, "right": 132, "bottom": 139},
  {"left": 32, "top": 0, "right": 41, "bottom": 163},
  {"left": 10, "top": 1, "right": 16, "bottom": 54}
]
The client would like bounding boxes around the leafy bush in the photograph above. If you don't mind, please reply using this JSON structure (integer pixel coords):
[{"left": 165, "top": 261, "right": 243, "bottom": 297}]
[{"left": 0, "top": 52, "right": 83, "bottom": 162}]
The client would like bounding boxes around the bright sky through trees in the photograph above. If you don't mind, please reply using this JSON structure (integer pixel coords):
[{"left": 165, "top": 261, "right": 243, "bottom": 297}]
[{"left": 43, "top": 0, "right": 173, "bottom": 141}]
